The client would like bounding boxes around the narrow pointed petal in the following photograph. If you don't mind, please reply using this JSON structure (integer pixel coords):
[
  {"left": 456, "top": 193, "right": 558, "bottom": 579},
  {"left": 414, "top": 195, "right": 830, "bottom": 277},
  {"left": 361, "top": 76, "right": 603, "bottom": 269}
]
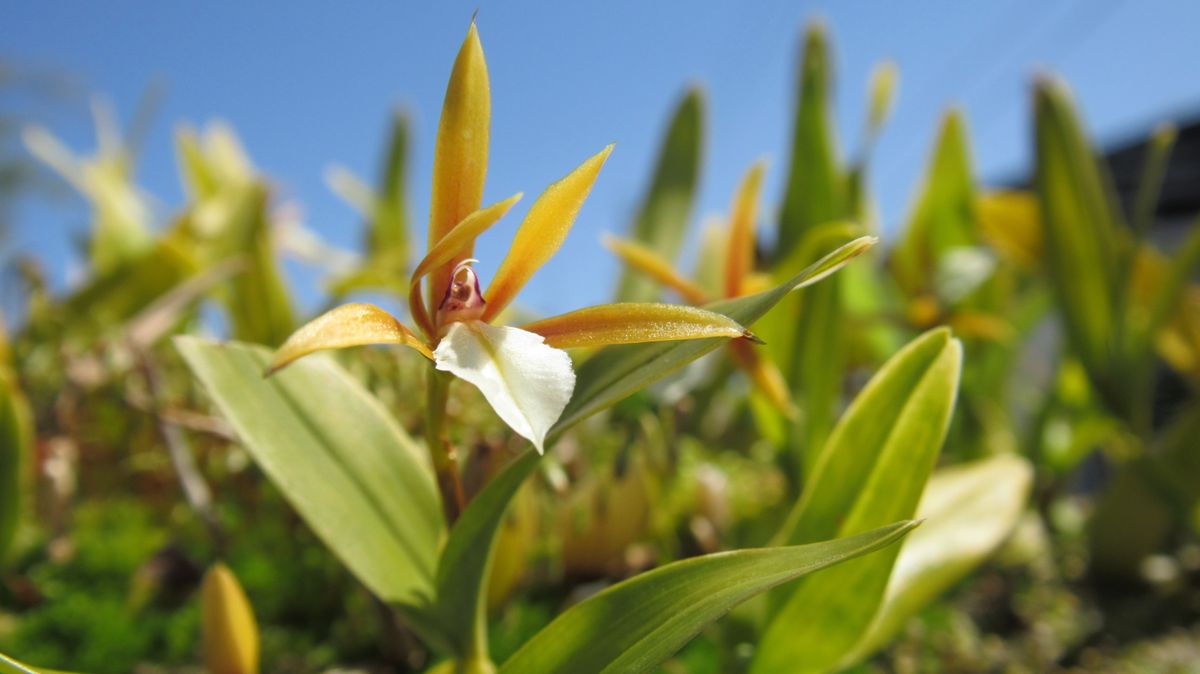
[
  {"left": 267, "top": 303, "right": 432, "bottom": 375},
  {"left": 522, "top": 303, "right": 757, "bottom": 349},
  {"left": 603, "top": 235, "right": 710, "bottom": 305},
  {"left": 428, "top": 21, "right": 491, "bottom": 312},
  {"left": 482, "top": 145, "right": 614, "bottom": 321},
  {"left": 725, "top": 161, "right": 766, "bottom": 298},
  {"left": 434, "top": 321, "right": 574, "bottom": 454},
  {"left": 729, "top": 338, "right": 796, "bottom": 417},
  {"left": 408, "top": 194, "right": 522, "bottom": 334}
]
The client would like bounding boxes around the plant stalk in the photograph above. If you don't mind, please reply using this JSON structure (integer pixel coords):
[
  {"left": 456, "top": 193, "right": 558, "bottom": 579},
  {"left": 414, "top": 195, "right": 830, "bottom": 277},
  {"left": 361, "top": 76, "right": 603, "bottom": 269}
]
[{"left": 425, "top": 364, "right": 466, "bottom": 525}]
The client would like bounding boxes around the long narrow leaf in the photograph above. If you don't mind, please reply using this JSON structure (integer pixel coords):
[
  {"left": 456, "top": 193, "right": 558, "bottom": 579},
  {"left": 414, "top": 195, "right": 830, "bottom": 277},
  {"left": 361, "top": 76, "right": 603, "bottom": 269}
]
[
  {"left": 499, "top": 521, "right": 918, "bottom": 674},
  {"left": 429, "top": 450, "right": 540, "bottom": 657},
  {"left": 550, "top": 237, "right": 875, "bottom": 441}
]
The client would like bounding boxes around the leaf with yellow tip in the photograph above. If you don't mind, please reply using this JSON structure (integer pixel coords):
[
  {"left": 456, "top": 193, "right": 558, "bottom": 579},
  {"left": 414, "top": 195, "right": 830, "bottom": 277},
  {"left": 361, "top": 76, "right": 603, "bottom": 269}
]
[
  {"left": 202, "top": 563, "right": 259, "bottom": 674},
  {"left": 604, "top": 235, "right": 710, "bottom": 305},
  {"left": 866, "top": 61, "right": 899, "bottom": 139},
  {"left": 429, "top": 21, "right": 491, "bottom": 312},
  {"left": 409, "top": 194, "right": 522, "bottom": 335},
  {"left": 523, "top": 303, "right": 757, "bottom": 349},
  {"left": 267, "top": 303, "right": 431, "bottom": 376},
  {"left": 483, "top": 145, "right": 614, "bottom": 321},
  {"left": 725, "top": 161, "right": 766, "bottom": 298}
]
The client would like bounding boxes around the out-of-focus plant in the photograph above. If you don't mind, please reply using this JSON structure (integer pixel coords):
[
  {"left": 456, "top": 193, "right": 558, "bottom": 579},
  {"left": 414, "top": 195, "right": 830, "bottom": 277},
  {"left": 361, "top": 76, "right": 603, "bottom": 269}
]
[
  {"left": 0, "top": 318, "right": 33, "bottom": 566},
  {"left": 1029, "top": 78, "right": 1200, "bottom": 579},
  {"left": 326, "top": 110, "right": 414, "bottom": 296}
]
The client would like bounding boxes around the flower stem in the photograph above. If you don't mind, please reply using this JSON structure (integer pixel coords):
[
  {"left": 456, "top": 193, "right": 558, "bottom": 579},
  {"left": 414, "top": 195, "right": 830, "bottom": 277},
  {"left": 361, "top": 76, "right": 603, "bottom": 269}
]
[{"left": 425, "top": 364, "right": 466, "bottom": 525}]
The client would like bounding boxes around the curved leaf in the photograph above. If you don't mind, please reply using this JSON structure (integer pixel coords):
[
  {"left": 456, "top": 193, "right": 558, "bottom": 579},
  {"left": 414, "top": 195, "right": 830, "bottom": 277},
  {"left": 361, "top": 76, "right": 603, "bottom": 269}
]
[
  {"left": 176, "top": 337, "right": 443, "bottom": 606},
  {"left": 756, "top": 328, "right": 963, "bottom": 674},
  {"left": 498, "top": 521, "right": 919, "bottom": 674},
  {"left": 847, "top": 454, "right": 1033, "bottom": 663}
]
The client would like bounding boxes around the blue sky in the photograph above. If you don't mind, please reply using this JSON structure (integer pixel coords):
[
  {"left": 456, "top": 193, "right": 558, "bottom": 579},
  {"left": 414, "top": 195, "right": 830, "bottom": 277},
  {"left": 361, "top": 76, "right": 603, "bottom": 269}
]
[{"left": 5, "top": 0, "right": 1200, "bottom": 319}]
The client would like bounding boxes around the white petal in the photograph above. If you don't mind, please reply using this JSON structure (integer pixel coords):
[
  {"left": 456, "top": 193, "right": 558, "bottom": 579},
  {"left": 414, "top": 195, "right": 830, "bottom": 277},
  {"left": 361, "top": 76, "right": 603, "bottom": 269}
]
[{"left": 434, "top": 321, "right": 575, "bottom": 454}]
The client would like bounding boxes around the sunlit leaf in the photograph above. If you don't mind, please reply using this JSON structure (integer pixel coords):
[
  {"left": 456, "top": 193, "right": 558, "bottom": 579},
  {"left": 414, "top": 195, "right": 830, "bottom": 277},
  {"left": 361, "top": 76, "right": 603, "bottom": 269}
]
[
  {"left": 617, "top": 87, "right": 704, "bottom": 302},
  {"left": 846, "top": 454, "right": 1033, "bottom": 663},
  {"left": 756, "top": 328, "right": 962, "bottom": 674},
  {"left": 523, "top": 303, "right": 756, "bottom": 349},
  {"left": 176, "top": 338, "right": 444, "bottom": 606},
  {"left": 891, "top": 109, "right": 976, "bottom": 297},
  {"left": 776, "top": 21, "right": 843, "bottom": 259},
  {"left": 427, "top": 450, "right": 541, "bottom": 659},
  {"left": 1034, "top": 77, "right": 1123, "bottom": 410},
  {"left": 483, "top": 145, "right": 613, "bottom": 321},
  {"left": 498, "top": 521, "right": 918, "bottom": 674}
]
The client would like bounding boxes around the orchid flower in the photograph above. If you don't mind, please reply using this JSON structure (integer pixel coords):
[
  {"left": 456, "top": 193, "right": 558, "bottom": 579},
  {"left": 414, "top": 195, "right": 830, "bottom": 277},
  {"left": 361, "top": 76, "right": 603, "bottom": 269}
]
[
  {"left": 266, "top": 23, "right": 760, "bottom": 461},
  {"left": 605, "top": 160, "right": 797, "bottom": 416}
]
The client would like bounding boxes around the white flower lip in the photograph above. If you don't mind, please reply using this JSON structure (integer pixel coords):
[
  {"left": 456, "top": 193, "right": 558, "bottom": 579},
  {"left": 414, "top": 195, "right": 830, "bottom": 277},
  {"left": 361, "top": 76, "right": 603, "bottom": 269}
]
[{"left": 433, "top": 320, "right": 575, "bottom": 454}]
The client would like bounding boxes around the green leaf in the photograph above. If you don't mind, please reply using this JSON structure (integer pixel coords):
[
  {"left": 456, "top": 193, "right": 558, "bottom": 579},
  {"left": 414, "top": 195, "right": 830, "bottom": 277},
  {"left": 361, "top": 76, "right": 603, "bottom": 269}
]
[
  {"left": 175, "top": 337, "right": 443, "bottom": 606},
  {"left": 221, "top": 185, "right": 296, "bottom": 346},
  {"left": 0, "top": 651, "right": 74, "bottom": 674},
  {"left": 427, "top": 450, "right": 541, "bottom": 658},
  {"left": 498, "top": 521, "right": 919, "bottom": 674},
  {"left": 777, "top": 21, "right": 844, "bottom": 260},
  {"left": 63, "top": 236, "right": 198, "bottom": 335},
  {"left": 0, "top": 369, "right": 32, "bottom": 564},
  {"left": 1034, "top": 77, "right": 1123, "bottom": 408},
  {"left": 372, "top": 109, "right": 412, "bottom": 260},
  {"left": 550, "top": 236, "right": 876, "bottom": 441},
  {"left": 756, "top": 327, "right": 962, "bottom": 674},
  {"left": 0, "top": 652, "right": 40, "bottom": 674},
  {"left": 617, "top": 87, "right": 704, "bottom": 302},
  {"left": 890, "top": 109, "right": 976, "bottom": 298},
  {"left": 847, "top": 454, "right": 1033, "bottom": 663}
]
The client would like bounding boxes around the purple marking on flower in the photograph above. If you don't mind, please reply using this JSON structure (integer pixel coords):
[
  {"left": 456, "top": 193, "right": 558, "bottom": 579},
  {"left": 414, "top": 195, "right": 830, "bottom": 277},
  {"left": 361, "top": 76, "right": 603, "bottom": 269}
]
[{"left": 438, "top": 258, "right": 487, "bottom": 325}]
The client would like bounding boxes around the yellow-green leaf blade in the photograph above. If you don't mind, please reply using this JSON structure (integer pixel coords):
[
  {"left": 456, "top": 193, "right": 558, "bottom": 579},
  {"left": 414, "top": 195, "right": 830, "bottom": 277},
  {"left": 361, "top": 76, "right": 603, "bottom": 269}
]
[
  {"left": 847, "top": 454, "right": 1033, "bottom": 664},
  {"left": 175, "top": 337, "right": 444, "bottom": 606},
  {"left": 755, "top": 327, "right": 963, "bottom": 674},
  {"left": 617, "top": 87, "right": 704, "bottom": 302},
  {"left": 498, "top": 521, "right": 919, "bottom": 674}
]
